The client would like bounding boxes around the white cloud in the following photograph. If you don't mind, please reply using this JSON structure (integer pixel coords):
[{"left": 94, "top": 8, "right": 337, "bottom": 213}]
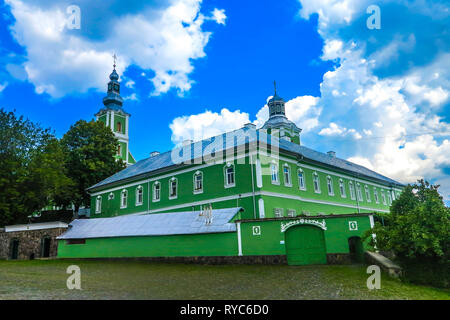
[
  {"left": 169, "top": 108, "right": 251, "bottom": 144},
  {"left": 5, "top": 0, "right": 226, "bottom": 97},
  {"left": 319, "top": 122, "right": 362, "bottom": 139}
]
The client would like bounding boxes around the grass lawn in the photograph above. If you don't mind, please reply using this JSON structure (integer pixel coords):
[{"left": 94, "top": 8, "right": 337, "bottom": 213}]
[{"left": 0, "top": 259, "right": 448, "bottom": 300}]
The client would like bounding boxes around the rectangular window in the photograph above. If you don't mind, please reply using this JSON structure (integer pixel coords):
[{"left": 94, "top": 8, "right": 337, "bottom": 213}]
[
  {"left": 374, "top": 188, "right": 379, "bottom": 204},
  {"left": 387, "top": 192, "right": 392, "bottom": 204},
  {"left": 298, "top": 170, "right": 306, "bottom": 190},
  {"left": 274, "top": 208, "right": 283, "bottom": 218},
  {"left": 349, "top": 182, "right": 356, "bottom": 200},
  {"left": 225, "top": 166, "right": 235, "bottom": 187},
  {"left": 381, "top": 191, "right": 386, "bottom": 205},
  {"left": 287, "top": 209, "right": 296, "bottom": 217},
  {"left": 194, "top": 173, "right": 203, "bottom": 193}
]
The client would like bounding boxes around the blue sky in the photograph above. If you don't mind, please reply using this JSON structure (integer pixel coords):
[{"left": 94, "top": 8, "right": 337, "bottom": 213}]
[{"left": 1, "top": 0, "right": 449, "bottom": 200}]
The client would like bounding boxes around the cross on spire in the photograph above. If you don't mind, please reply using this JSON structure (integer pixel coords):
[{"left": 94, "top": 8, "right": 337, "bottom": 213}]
[
  {"left": 274, "top": 80, "right": 277, "bottom": 95},
  {"left": 113, "top": 53, "right": 117, "bottom": 70}
]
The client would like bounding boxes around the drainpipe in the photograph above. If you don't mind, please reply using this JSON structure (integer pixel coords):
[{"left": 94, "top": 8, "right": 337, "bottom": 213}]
[{"left": 250, "top": 153, "right": 256, "bottom": 219}]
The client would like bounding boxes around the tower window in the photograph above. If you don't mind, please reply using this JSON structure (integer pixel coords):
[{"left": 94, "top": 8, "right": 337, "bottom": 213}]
[
  {"left": 114, "top": 84, "right": 119, "bottom": 92},
  {"left": 117, "top": 145, "right": 121, "bottom": 156},
  {"left": 117, "top": 122, "right": 122, "bottom": 133}
]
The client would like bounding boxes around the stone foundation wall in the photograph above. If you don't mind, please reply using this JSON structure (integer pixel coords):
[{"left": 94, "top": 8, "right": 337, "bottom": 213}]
[
  {"left": 327, "top": 253, "right": 352, "bottom": 264},
  {"left": 0, "top": 227, "right": 67, "bottom": 260}
]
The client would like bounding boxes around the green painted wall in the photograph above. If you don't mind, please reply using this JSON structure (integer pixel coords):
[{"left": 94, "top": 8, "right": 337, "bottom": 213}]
[
  {"left": 57, "top": 232, "right": 238, "bottom": 258},
  {"left": 239, "top": 215, "right": 372, "bottom": 256}
]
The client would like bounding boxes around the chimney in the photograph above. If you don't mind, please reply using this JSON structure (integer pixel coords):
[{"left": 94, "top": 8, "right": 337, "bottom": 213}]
[
  {"left": 327, "top": 151, "right": 336, "bottom": 158},
  {"left": 244, "top": 123, "right": 256, "bottom": 130},
  {"left": 150, "top": 151, "right": 160, "bottom": 157}
]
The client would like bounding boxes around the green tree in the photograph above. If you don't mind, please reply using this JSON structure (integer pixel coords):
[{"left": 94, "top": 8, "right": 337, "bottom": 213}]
[
  {"left": 0, "top": 109, "right": 72, "bottom": 226},
  {"left": 366, "top": 180, "right": 450, "bottom": 287},
  {"left": 60, "top": 120, "right": 126, "bottom": 212}
]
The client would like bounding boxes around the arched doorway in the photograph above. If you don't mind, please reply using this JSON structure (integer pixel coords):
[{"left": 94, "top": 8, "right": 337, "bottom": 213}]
[
  {"left": 41, "top": 236, "right": 51, "bottom": 258},
  {"left": 285, "top": 225, "right": 327, "bottom": 265},
  {"left": 10, "top": 239, "right": 19, "bottom": 260},
  {"left": 348, "top": 236, "right": 364, "bottom": 263}
]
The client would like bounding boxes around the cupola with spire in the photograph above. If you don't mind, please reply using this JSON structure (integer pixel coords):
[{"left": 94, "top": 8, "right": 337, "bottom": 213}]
[
  {"left": 95, "top": 54, "right": 136, "bottom": 166},
  {"left": 262, "top": 81, "right": 302, "bottom": 145}
]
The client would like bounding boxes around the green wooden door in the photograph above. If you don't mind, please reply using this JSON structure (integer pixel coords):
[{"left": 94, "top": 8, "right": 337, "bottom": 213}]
[{"left": 285, "top": 226, "right": 327, "bottom": 265}]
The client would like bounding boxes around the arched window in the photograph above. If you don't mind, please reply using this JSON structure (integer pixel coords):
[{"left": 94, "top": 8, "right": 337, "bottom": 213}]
[
  {"left": 387, "top": 192, "right": 392, "bottom": 204},
  {"left": 193, "top": 171, "right": 203, "bottom": 194},
  {"left": 365, "top": 185, "right": 371, "bottom": 202},
  {"left": 339, "top": 179, "right": 346, "bottom": 198},
  {"left": 169, "top": 177, "right": 177, "bottom": 199},
  {"left": 224, "top": 163, "right": 235, "bottom": 187},
  {"left": 327, "top": 176, "right": 334, "bottom": 196},
  {"left": 374, "top": 187, "right": 379, "bottom": 204},
  {"left": 95, "top": 196, "right": 102, "bottom": 214},
  {"left": 297, "top": 169, "right": 306, "bottom": 190},
  {"left": 120, "top": 189, "right": 128, "bottom": 208},
  {"left": 136, "top": 185, "right": 143, "bottom": 206},
  {"left": 271, "top": 163, "right": 279, "bottom": 184},
  {"left": 356, "top": 183, "right": 363, "bottom": 201},
  {"left": 108, "top": 192, "right": 114, "bottom": 200},
  {"left": 313, "top": 172, "right": 320, "bottom": 193},
  {"left": 153, "top": 182, "right": 160, "bottom": 202},
  {"left": 381, "top": 190, "right": 387, "bottom": 205},
  {"left": 117, "top": 122, "right": 122, "bottom": 133},
  {"left": 283, "top": 164, "right": 291, "bottom": 186},
  {"left": 349, "top": 181, "right": 356, "bottom": 200}
]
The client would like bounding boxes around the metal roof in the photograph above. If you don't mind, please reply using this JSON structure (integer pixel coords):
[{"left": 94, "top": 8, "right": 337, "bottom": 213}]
[
  {"left": 57, "top": 207, "right": 241, "bottom": 240},
  {"left": 88, "top": 127, "right": 403, "bottom": 191}
]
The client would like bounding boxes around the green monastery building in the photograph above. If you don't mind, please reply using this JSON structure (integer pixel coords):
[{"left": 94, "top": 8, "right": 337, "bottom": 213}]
[{"left": 57, "top": 68, "right": 404, "bottom": 265}]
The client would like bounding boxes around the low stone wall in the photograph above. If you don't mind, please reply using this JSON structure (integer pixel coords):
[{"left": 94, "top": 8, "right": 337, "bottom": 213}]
[
  {"left": 365, "top": 251, "right": 403, "bottom": 278},
  {"left": 0, "top": 227, "right": 67, "bottom": 260}
]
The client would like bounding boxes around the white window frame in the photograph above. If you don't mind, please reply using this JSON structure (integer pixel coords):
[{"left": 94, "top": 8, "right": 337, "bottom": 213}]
[
  {"left": 349, "top": 181, "right": 356, "bottom": 200},
  {"left": 95, "top": 196, "right": 102, "bottom": 214},
  {"left": 135, "top": 185, "right": 143, "bottom": 206},
  {"left": 356, "top": 183, "right": 363, "bottom": 201},
  {"left": 169, "top": 177, "right": 178, "bottom": 199},
  {"left": 387, "top": 192, "right": 392, "bottom": 205},
  {"left": 283, "top": 164, "right": 292, "bottom": 187},
  {"left": 274, "top": 208, "right": 283, "bottom": 218},
  {"left": 339, "top": 179, "right": 346, "bottom": 198},
  {"left": 108, "top": 192, "right": 114, "bottom": 200},
  {"left": 381, "top": 190, "right": 387, "bottom": 205},
  {"left": 270, "top": 162, "right": 279, "bottom": 185},
  {"left": 374, "top": 187, "right": 379, "bottom": 204},
  {"left": 224, "top": 163, "right": 235, "bottom": 188},
  {"left": 120, "top": 189, "right": 128, "bottom": 209},
  {"left": 365, "top": 185, "right": 371, "bottom": 202},
  {"left": 313, "top": 172, "right": 321, "bottom": 194},
  {"left": 152, "top": 181, "right": 160, "bottom": 202},
  {"left": 287, "top": 209, "right": 296, "bottom": 217},
  {"left": 297, "top": 168, "right": 306, "bottom": 190},
  {"left": 327, "top": 176, "right": 334, "bottom": 196},
  {"left": 193, "top": 171, "right": 203, "bottom": 194}
]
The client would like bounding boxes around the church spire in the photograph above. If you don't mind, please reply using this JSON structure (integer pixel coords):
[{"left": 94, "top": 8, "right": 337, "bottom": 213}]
[
  {"left": 103, "top": 54, "right": 123, "bottom": 108},
  {"left": 267, "top": 80, "right": 285, "bottom": 117}
]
